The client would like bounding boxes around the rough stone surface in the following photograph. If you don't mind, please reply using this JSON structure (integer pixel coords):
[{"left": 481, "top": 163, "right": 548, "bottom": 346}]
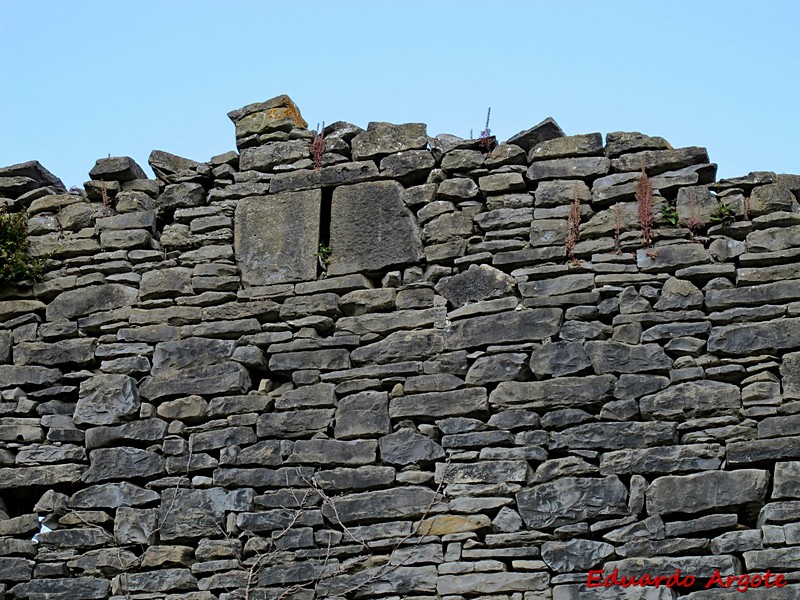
[
  {"left": 328, "top": 180, "right": 423, "bottom": 275},
  {"left": 3, "top": 102, "right": 800, "bottom": 600},
  {"left": 234, "top": 189, "right": 321, "bottom": 285}
]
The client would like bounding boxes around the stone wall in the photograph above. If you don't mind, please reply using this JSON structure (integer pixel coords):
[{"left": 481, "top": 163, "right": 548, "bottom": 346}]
[{"left": 0, "top": 94, "right": 799, "bottom": 599}]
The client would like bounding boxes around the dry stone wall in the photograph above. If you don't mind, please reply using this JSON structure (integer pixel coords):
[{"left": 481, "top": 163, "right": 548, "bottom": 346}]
[{"left": 1, "top": 94, "right": 799, "bottom": 599}]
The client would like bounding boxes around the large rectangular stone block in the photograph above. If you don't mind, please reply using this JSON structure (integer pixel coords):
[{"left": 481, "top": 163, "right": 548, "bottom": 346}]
[
  {"left": 234, "top": 189, "right": 321, "bottom": 285},
  {"left": 328, "top": 180, "right": 423, "bottom": 275}
]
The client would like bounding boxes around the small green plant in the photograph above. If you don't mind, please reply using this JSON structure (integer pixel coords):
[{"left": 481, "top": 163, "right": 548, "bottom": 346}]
[
  {"left": 660, "top": 200, "right": 679, "bottom": 227},
  {"left": 0, "top": 208, "right": 45, "bottom": 283},
  {"left": 315, "top": 244, "right": 332, "bottom": 266},
  {"left": 710, "top": 200, "right": 736, "bottom": 225}
]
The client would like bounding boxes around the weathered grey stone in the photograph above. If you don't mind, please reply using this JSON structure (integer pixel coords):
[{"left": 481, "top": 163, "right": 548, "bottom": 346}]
[
  {"left": 69, "top": 482, "right": 160, "bottom": 508},
  {"left": 441, "top": 148, "right": 484, "bottom": 171},
  {"left": 11, "top": 577, "right": 110, "bottom": 599},
  {"left": 328, "top": 180, "right": 423, "bottom": 275},
  {"left": 190, "top": 426, "right": 256, "bottom": 452},
  {"left": 491, "top": 375, "right": 615, "bottom": 409},
  {"left": 314, "top": 466, "right": 395, "bottom": 491},
  {"left": 159, "top": 182, "right": 206, "bottom": 211},
  {"left": 527, "top": 157, "right": 610, "bottom": 181},
  {"left": 160, "top": 488, "right": 253, "bottom": 541},
  {"left": 528, "top": 218, "right": 567, "bottom": 247},
  {"left": 89, "top": 156, "right": 146, "bottom": 181},
  {"left": 151, "top": 338, "right": 234, "bottom": 373},
  {"left": 507, "top": 117, "right": 564, "bottom": 152},
  {"left": 435, "top": 460, "right": 529, "bottom": 484},
  {"left": 605, "top": 131, "right": 671, "bottom": 157},
  {"left": 637, "top": 244, "right": 712, "bottom": 272},
  {"left": 530, "top": 133, "right": 603, "bottom": 161},
  {"left": 235, "top": 189, "right": 321, "bottom": 285},
  {"left": 114, "top": 507, "right": 158, "bottom": 544},
  {"left": 530, "top": 341, "right": 592, "bottom": 377},
  {"left": 774, "top": 462, "right": 800, "bottom": 498},
  {"left": 541, "top": 539, "right": 614, "bottom": 572},
  {"left": 74, "top": 374, "right": 140, "bottom": 426},
  {"left": 435, "top": 264, "right": 515, "bottom": 309},
  {"left": 82, "top": 447, "right": 164, "bottom": 483},
  {"left": 600, "top": 444, "right": 723, "bottom": 474},
  {"left": 517, "top": 476, "right": 628, "bottom": 528},
  {"left": 584, "top": 341, "right": 672, "bottom": 374},
  {"left": 288, "top": 439, "right": 377, "bottom": 465},
  {"left": 228, "top": 95, "right": 308, "bottom": 138},
  {"left": 389, "top": 388, "right": 488, "bottom": 418},
  {"left": 351, "top": 329, "right": 443, "bottom": 365},
  {"left": 46, "top": 284, "right": 138, "bottom": 321},
  {"left": 139, "top": 267, "right": 193, "bottom": 300},
  {"left": 675, "top": 185, "right": 716, "bottom": 227},
  {"left": 380, "top": 149, "right": 435, "bottom": 182},
  {"left": 85, "top": 418, "right": 168, "bottom": 449},
  {"left": 316, "top": 565, "right": 435, "bottom": 597},
  {"left": 13, "top": 338, "right": 96, "bottom": 367},
  {"left": 379, "top": 428, "right": 445, "bottom": 465},
  {"left": 612, "top": 146, "right": 709, "bottom": 175},
  {"left": 466, "top": 353, "right": 530, "bottom": 385},
  {"left": 143, "top": 362, "right": 251, "bottom": 399},
  {"left": 726, "top": 437, "right": 800, "bottom": 464},
  {"left": 749, "top": 183, "right": 798, "bottom": 216},
  {"left": 445, "top": 308, "right": 562, "bottom": 349},
  {"left": 552, "top": 421, "right": 677, "bottom": 451},
  {"left": 708, "top": 317, "right": 800, "bottom": 355},
  {"left": 275, "top": 383, "right": 336, "bottom": 410},
  {"left": 646, "top": 469, "right": 769, "bottom": 515},
  {"left": 334, "top": 390, "right": 390, "bottom": 439},
  {"left": 257, "top": 408, "right": 335, "bottom": 438},
  {"left": 339, "top": 288, "right": 395, "bottom": 316},
  {"left": 112, "top": 568, "right": 197, "bottom": 593},
  {"left": 0, "top": 364, "right": 61, "bottom": 386},
  {"left": 640, "top": 380, "right": 740, "bottom": 420},
  {"left": 239, "top": 140, "right": 309, "bottom": 171},
  {"left": 437, "top": 571, "right": 548, "bottom": 595},
  {"left": 437, "top": 176, "right": 479, "bottom": 200},
  {"left": 351, "top": 122, "right": 427, "bottom": 160},
  {"left": 321, "top": 486, "right": 441, "bottom": 523},
  {"left": 654, "top": 277, "right": 704, "bottom": 310},
  {"left": 269, "top": 348, "right": 350, "bottom": 372},
  {"left": 706, "top": 280, "right": 800, "bottom": 309}
]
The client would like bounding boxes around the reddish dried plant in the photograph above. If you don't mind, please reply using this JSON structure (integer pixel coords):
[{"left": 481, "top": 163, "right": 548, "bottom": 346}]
[
  {"left": 743, "top": 195, "right": 751, "bottom": 221},
  {"left": 100, "top": 188, "right": 115, "bottom": 216},
  {"left": 566, "top": 189, "right": 582, "bottom": 264},
  {"left": 479, "top": 107, "right": 496, "bottom": 155},
  {"left": 686, "top": 190, "right": 703, "bottom": 235},
  {"left": 636, "top": 162, "right": 654, "bottom": 247},
  {"left": 613, "top": 202, "right": 623, "bottom": 254},
  {"left": 310, "top": 122, "right": 326, "bottom": 170}
]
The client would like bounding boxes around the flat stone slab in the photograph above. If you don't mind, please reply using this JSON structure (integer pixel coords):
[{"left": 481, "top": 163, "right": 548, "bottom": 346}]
[
  {"left": 328, "top": 180, "right": 423, "bottom": 275},
  {"left": 234, "top": 189, "right": 321, "bottom": 286}
]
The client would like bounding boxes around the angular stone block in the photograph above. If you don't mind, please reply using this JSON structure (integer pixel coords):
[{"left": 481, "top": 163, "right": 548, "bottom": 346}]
[
  {"left": 234, "top": 189, "right": 321, "bottom": 286},
  {"left": 328, "top": 180, "right": 423, "bottom": 275}
]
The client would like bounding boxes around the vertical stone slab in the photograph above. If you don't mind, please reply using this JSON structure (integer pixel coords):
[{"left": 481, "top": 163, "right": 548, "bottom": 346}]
[
  {"left": 328, "top": 181, "right": 423, "bottom": 275},
  {"left": 234, "top": 189, "right": 321, "bottom": 285}
]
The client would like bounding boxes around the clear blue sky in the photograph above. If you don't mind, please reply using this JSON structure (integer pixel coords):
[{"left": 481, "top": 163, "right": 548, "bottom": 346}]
[{"left": 2, "top": 1, "right": 798, "bottom": 188}]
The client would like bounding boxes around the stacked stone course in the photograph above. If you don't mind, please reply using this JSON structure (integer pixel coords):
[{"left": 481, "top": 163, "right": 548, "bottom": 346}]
[{"left": 0, "top": 94, "right": 799, "bottom": 598}]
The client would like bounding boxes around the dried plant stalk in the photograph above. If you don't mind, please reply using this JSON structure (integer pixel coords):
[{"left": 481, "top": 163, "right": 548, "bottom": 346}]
[
  {"left": 566, "top": 188, "right": 581, "bottom": 264},
  {"left": 636, "top": 162, "right": 654, "bottom": 247},
  {"left": 310, "top": 122, "right": 326, "bottom": 170},
  {"left": 614, "top": 202, "right": 623, "bottom": 254}
]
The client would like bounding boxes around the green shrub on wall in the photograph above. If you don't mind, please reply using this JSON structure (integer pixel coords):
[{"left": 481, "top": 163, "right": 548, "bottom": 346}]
[{"left": 0, "top": 208, "right": 44, "bottom": 283}]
